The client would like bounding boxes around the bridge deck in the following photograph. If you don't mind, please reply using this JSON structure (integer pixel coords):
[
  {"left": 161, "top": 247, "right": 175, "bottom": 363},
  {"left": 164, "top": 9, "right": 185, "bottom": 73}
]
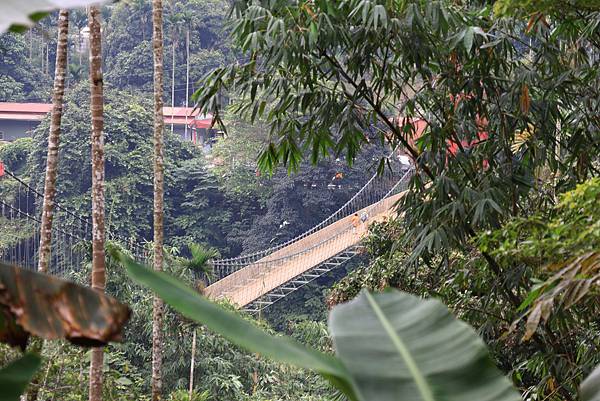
[{"left": 205, "top": 192, "right": 404, "bottom": 307}]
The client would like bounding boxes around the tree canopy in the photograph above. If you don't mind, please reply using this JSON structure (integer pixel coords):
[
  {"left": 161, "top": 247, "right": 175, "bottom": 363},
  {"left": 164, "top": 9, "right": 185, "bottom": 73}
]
[{"left": 195, "top": 0, "right": 599, "bottom": 263}]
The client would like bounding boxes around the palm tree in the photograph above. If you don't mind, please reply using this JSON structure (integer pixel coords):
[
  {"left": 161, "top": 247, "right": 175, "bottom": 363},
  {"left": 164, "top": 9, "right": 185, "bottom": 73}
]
[
  {"left": 185, "top": 243, "right": 217, "bottom": 291},
  {"left": 179, "top": 7, "right": 195, "bottom": 141},
  {"left": 38, "top": 9, "right": 69, "bottom": 274},
  {"left": 129, "top": 0, "right": 152, "bottom": 42},
  {"left": 151, "top": 1, "right": 166, "bottom": 400},
  {"left": 25, "top": 11, "right": 70, "bottom": 401},
  {"left": 87, "top": 6, "right": 106, "bottom": 401},
  {"left": 183, "top": 244, "right": 217, "bottom": 400},
  {"left": 166, "top": 7, "right": 183, "bottom": 134}
]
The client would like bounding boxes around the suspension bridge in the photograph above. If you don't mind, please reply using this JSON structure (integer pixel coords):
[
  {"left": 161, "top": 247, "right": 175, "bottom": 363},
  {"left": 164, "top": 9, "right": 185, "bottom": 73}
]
[{"left": 0, "top": 166, "right": 412, "bottom": 313}]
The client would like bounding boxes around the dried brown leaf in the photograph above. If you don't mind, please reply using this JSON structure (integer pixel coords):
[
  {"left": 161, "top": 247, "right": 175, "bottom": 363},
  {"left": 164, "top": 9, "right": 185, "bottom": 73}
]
[
  {"left": 563, "top": 279, "right": 594, "bottom": 309},
  {"left": 539, "top": 299, "right": 553, "bottom": 322},
  {"left": 520, "top": 84, "right": 530, "bottom": 114},
  {"left": 520, "top": 252, "right": 600, "bottom": 342},
  {"left": 0, "top": 302, "right": 28, "bottom": 350},
  {"left": 523, "top": 303, "right": 542, "bottom": 341},
  {"left": 0, "top": 262, "right": 130, "bottom": 348},
  {"left": 525, "top": 14, "right": 538, "bottom": 33}
]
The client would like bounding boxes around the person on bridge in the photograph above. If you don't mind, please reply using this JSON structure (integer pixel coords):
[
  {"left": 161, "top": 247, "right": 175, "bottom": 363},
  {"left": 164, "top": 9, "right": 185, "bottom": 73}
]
[
  {"left": 360, "top": 211, "right": 369, "bottom": 225},
  {"left": 351, "top": 213, "right": 360, "bottom": 234}
]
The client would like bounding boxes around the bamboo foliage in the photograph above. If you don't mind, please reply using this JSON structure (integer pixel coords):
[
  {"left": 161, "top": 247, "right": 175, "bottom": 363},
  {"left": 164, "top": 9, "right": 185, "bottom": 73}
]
[{"left": 519, "top": 251, "right": 600, "bottom": 341}]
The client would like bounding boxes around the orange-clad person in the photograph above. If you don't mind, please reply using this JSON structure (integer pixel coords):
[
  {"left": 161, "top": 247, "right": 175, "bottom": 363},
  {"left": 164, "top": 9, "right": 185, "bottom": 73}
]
[{"left": 351, "top": 213, "right": 360, "bottom": 234}]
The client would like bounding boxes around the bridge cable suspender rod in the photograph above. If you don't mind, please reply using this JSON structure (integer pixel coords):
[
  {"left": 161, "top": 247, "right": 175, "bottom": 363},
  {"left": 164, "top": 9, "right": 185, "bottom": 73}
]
[
  {"left": 0, "top": 168, "right": 149, "bottom": 270},
  {"left": 1, "top": 159, "right": 413, "bottom": 311},
  {"left": 209, "top": 167, "right": 413, "bottom": 281},
  {"left": 205, "top": 168, "right": 413, "bottom": 310}
]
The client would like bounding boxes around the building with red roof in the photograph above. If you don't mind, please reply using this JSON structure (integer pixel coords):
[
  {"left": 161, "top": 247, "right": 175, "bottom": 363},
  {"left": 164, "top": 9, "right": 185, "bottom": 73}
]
[
  {"left": 0, "top": 103, "right": 53, "bottom": 141},
  {"left": 0, "top": 102, "right": 215, "bottom": 144},
  {"left": 397, "top": 116, "right": 489, "bottom": 167}
]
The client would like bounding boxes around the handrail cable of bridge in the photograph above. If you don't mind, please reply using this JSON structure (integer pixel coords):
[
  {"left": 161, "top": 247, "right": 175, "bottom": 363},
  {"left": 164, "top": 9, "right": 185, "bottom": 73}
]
[
  {"left": 219, "top": 168, "right": 411, "bottom": 267},
  {"left": 205, "top": 168, "right": 413, "bottom": 307},
  {"left": 0, "top": 168, "right": 149, "bottom": 270},
  {"left": 209, "top": 166, "right": 412, "bottom": 280},
  {"left": 0, "top": 199, "right": 88, "bottom": 242},
  {"left": 1, "top": 159, "right": 412, "bottom": 292},
  {"left": 4, "top": 169, "right": 91, "bottom": 227},
  {"left": 212, "top": 173, "right": 379, "bottom": 263}
]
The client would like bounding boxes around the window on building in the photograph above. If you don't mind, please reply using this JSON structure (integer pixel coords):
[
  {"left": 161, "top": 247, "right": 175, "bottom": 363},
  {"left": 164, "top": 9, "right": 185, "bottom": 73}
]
[{"left": 0, "top": 131, "right": 4, "bottom": 140}]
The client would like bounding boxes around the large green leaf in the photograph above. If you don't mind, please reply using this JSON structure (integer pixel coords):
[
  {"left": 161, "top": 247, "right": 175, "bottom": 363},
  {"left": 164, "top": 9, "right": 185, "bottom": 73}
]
[
  {"left": 329, "top": 290, "right": 522, "bottom": 401},
  {"left": 118, "top": 249, "right": 525, "bottom": 401},
  {"left": 581, "top": 364, "right": 600, "bottom": 401},
  {"left": 0, "top": 353, "right": 41, "bottom": 401},
  {"left": 113, "top": 250, "right": 358, "bottom": 400},
  {"left": 1, "top": 0, "right": 109, "bottom": 33}
]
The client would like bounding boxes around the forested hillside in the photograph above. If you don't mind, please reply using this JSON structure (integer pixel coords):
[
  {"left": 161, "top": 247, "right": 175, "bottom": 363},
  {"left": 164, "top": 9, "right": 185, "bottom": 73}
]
[
  {"left": 0, "top": 2, "right": 382, "bottom": 399},
  {"left": 1, "top": 1, "right": 231, "bottom": 103}
]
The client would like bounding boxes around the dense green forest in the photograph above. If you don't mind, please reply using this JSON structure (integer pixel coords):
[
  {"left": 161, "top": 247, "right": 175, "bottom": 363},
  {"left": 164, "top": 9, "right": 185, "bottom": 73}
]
[
  {"left": 0, "top": 1, "right": 380, "bottom": 399},
  {"left": 0, "top": 0, "right": 599, "bottom": 401}
]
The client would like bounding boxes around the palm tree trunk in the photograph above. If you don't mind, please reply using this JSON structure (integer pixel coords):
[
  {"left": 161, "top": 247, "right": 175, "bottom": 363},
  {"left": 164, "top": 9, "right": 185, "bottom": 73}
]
[
  {"left": 184, "top": 27, "right": 190, "bottom": 141},
  {"left": 151, "top": 1, "right": 165, "bottom": 400},
  {"left": 38, "top": 9, "right": 69, "bottom": 274},
  {"left": 46, "top": 42, "right": 50, "bottom": 75},
  {"left": 78, "top": 30, "right": 83, "bottom": 66},
  {"left": 25, "top": 13, "right": 70, "bottom": 401},
  {"left": 29, "top": 29, "right": 33, "bottom": 61},
  {"left": 87, "top": 6, "right": 106, "bottom": 401},
  {"left": 170, "top": 34, "right": 176, "bottom": 134},
  {"left": 40, "top": 36, "right": 44, "bottom": 72},
  {"left": 188, "top": 328, "right": 197, "bottom": 400}
]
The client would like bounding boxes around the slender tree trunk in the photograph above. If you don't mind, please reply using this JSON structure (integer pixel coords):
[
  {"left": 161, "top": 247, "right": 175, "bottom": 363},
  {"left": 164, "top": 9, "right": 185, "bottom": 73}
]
[
  {"left": 188, "top": 328, "right": 197, "bottom": 400},
  {"left": 142, "top": 17, "right": 146, "bottom": 42},
  {"left": 29, "top": 29, "right": 33, "bottom": 61},
  {"left": 170, "top": 34, "right": 176, "bottom": 134},
  {"left": 184, "top": 27, "right": 190, "bottom": 141},
  {"left": 40, "top": 37, "right": 44, "bottom": 72},
  {"left": 25, "top": 13, "right": 70, "bottom": 401},
  {"left": 87, "top": 6, "right": 106, "bottom": 401},
  {"left": 79, "top": 30, "right": 83, "bottom": 66},
  {"left": 151, "top": 1, "right": 165, "bottom": 400},
  {"left": 46, "top": 42, "right": 50, "bottom": 75},
  {"left": 38, "top": 9, "right": 69, "bottom": 274}
]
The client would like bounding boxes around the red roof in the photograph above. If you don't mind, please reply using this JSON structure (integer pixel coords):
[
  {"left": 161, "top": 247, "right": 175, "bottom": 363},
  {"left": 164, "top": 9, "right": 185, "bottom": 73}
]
[
  {"left": 0, "top": 102, "right": 213, "bottom": 126},
  {"left": 188, "top": 118, "right": 213, "bottom": 129},
  {"left": 163, "top": 106, "right": 213, "bottom": 128},
  {"left": 399, "top": 118, "right": 428, "bottom": 139},
  {"left": 0, "top": 103, "right": 53, "bottom": 121},
  {"left": 399, "top": 117, "right": 488, "bottom": 158},
  {"left": 163, "top": 106, "right": 204, "bottom": 118},
  {"left": 0, "top": 103, "right": 53, "bottom": 113}
]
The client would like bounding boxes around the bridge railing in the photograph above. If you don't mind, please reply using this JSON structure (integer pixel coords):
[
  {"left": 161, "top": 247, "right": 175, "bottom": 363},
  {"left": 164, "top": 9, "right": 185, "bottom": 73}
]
[
  {"left": 209, "top": 168, "right": 413, "bottom": 281},
  {"left": 0, "top": 170, "right": 92, "bottom": 275},
  {"left": 205, "top": 169, "right": 413, "bottom": 304},
  {"left": 0, "top": 169, "right": 149, "bottom": 274},
  {"left": 1, "top": 161, "right": 411, "bottom": 282}
]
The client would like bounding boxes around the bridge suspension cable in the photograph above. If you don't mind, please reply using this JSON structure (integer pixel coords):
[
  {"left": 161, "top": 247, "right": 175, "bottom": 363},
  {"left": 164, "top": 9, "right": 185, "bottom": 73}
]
[
  {"left": 1, "top": 162, "right": 413, "bottom": 312},
  {"left": 204, "top": 168, "right": 413, "bottom": 311},
  {"left": 208, "top": 167, "right": 412, "bottom": 282},
  {"left": 0, "top": 169, "right": 149, "bottom": 275}
]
